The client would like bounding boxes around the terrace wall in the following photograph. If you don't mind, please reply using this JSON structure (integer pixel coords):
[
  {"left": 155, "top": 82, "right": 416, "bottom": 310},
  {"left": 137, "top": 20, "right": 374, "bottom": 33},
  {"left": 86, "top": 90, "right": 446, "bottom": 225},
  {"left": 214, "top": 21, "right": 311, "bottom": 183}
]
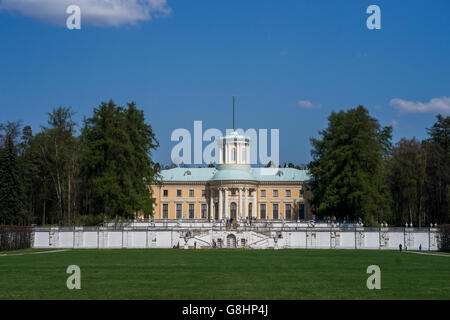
[{"left": 33, "top": 224, "right": 440, "bottom": 250}]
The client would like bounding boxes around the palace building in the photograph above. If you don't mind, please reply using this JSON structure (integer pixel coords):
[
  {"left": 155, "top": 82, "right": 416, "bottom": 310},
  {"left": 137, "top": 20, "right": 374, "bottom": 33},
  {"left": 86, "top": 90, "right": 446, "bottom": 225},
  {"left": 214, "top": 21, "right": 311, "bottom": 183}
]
[{"left": 150, "top": 130, "right": 312, "bottom": 224}]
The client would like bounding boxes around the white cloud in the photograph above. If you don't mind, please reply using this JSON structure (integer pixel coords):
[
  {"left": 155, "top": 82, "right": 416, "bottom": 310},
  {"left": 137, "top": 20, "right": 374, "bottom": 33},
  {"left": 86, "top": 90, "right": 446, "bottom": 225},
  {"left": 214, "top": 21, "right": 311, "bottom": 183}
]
[
  {"left": 389, "top": 96, "right": 450, "bottom": 115},
  {"left": 298, "top": 100, "right": 321, "bottom": 109},
  {"left": 0, "top": 0, "right": 171, "bottom": 27}
]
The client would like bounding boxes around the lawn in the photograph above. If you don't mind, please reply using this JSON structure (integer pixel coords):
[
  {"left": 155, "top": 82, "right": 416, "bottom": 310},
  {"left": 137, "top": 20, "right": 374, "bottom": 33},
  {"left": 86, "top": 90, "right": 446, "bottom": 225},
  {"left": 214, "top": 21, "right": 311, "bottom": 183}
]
[{"left": 0, "top": 249, "right": 449, "bottom": 300}]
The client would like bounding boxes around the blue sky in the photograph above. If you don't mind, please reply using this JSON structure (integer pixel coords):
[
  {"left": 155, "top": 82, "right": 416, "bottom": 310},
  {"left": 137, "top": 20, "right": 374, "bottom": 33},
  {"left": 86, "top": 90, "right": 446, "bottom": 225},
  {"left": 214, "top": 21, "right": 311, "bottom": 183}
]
[{"left": 0, "top": 0, "right": 449, "bottom": 166}]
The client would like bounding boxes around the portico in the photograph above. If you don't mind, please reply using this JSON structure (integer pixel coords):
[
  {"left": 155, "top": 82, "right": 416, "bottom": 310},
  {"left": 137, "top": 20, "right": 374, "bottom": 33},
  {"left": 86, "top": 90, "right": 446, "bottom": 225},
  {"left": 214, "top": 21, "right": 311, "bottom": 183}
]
[{"left": 208, "top": 185, "right": 256, "bottom": 221}]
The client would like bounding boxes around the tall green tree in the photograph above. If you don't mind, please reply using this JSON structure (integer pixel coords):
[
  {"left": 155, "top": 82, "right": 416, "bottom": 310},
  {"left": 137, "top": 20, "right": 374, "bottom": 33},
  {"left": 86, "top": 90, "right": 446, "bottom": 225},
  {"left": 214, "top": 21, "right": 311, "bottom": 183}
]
[
  {"left": 385, "top": 138, "right": 426, "bottom": 226},
  {"left": 80, "top": 100, "right": 159, "bottom": 219},
  {"left": 38, "top": 106, "right": 78, "bottom": 223},
  {"left": 0, "top": 136, "right": 23, "bottom": 224},
  {"left": 309, "top": 106, "right": 392, "bottom": 226},
  {"left": 424, "top": 114, "right": 449, "bottom": 224}
]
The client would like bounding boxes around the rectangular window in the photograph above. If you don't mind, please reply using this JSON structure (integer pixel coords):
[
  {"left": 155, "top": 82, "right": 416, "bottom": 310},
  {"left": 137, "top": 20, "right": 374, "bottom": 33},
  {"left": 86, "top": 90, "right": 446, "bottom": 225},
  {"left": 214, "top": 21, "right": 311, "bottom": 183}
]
[
  {"left": 260, "top": 204, "right": 266, "bottom": 219},
  {"left": 272, "top": 203, "right": 279, "bottom": 220},
  {"left": 202, "top": 190, "right": 206, "bottom": 197},
  {"left": 163, "top": 204, "right": 169, "bottom": 219},
  {"left": 286, "top": 190, "right": 291, "bottom": 197},
  {"left": 273, "top": 190, "right": 278, "bottom": 197},
  {"left": 163, "top": 190, "right": 168, "bottom": 197},
  {"left": 231, "top": 188, "right": 236, "bottom": 195},
  {"left": 189, "top": 204, "right": 195, "bottom": 219},
  {"left": 261, "top": 190, "right": 266, "bottom": 197},
  {"left": 285, "top": 204, "right": 292, "bottom": 220},
  {"left": 177, "top": 189, "right": 182, "bottom": 197},
  {"left": 300, "top": 189, "right": 304, "bottom": 197},
  {"left": 201, "top": 204, "right": 207, "bottom": 219},
  {"left": 189, "top": 189, "right": 194, "bottom": 197},
  {"left": 176, "top": 204, "right": 182, "bottom": 219},
  {"left": 299, "top": 203, "right": 305, "bottom": 220}
]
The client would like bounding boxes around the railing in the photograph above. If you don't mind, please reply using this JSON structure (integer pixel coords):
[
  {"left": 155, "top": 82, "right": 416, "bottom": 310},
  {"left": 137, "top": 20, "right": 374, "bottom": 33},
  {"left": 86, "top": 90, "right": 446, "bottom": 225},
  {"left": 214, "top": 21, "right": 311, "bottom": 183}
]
[
  {"left": 0, "top": 225, "right": 34, "bottom": 251},
  {"left": 33, "top": 223, "right": 439, "bottom": 233}
]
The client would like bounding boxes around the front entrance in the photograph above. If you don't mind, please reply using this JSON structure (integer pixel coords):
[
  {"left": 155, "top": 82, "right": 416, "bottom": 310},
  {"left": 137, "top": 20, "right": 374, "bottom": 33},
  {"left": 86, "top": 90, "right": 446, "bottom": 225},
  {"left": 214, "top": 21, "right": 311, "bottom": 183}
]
[
  {"left": 230, "top": 202, "right": 237, "bottom": 220},
  {"left": 227, "top": 234, "right": 236, "bottom": 248}
]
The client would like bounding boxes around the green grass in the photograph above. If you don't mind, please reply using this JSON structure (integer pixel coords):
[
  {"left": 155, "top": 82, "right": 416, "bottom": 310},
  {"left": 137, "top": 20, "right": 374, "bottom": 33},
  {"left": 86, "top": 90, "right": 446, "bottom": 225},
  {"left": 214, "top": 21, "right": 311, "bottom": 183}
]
[{"left": 0, "top": 249, "right": 449, "bottom": 300}]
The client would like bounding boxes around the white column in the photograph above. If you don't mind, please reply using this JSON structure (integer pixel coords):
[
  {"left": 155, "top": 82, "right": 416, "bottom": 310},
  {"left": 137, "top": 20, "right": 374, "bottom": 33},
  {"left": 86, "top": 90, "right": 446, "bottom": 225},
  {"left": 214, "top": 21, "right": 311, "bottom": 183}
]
[
  {"left": 224, "top": 187, "right": 228, "bottom": 220},
  {"left": 245, "top": 187, "right": 248, "bottom": 221},
  {"left": 210, "top": 189, "right": 214, "bottom": 221},
  {"left": 218, "top": 187, "right": 223, "bottom": 220},
  {"left": 239, "top": 187, "right": 243, "bottom": 221},
  {"left": 253, "top": 189, "right": 257, "bottom": 219},
  {"left": 237, "top": 143, "right": 241, "bottom": 164}
]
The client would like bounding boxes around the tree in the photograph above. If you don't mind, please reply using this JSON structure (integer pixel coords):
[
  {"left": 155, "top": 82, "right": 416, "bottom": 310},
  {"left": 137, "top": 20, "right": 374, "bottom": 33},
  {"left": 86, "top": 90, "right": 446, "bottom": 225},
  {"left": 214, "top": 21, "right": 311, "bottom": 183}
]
[
  {"left": 0, "top": 136, "right": 23, "bottom": 224},
  {"left": 309, "top": 106, "right": 392, "bottom": 226},
  {"left": 424, "top": 114, "right": 449, "bottom": 224},
  {"left": 80, "top": 100, "right": 159, "bottom": 219},
  {"left": 38, "top": 107, "right": 78, "bottom": 224},
  {"left": 385, "top": 138, "right": 426, "bottom": 226}
]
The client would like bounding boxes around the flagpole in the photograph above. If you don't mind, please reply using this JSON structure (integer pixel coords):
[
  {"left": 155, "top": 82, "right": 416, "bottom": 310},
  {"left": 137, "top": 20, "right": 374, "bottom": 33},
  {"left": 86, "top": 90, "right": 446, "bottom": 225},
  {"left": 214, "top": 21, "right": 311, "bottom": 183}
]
[{"left": 233, "top": 96, "right": 235, "bottom": 131}]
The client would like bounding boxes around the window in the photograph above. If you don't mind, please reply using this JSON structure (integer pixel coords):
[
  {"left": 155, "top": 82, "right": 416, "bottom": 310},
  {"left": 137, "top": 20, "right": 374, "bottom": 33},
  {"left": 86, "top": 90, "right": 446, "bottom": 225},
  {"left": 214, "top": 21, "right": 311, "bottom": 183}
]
[
  {"left": 273, "top": 190, "right": 278, "bottom": 197},
  {"left": 300, "top": 189, "right": 304, "bottom": 197},
  {"left": 232, "top": 147, "right": 236, "bottom": 161},
  {"left": 176, "top": 204, "right": 182, "bottom": 219},
  {"left": 261, "top": 190, "right": 266, "bottom": 197},
  {"left": 202, "top": 190, "right": 206, "bottom": 197},
  {"left": 241, "top": 238, "right": 246, "bottom": 247},
  {"left": 189, "top": 204, "right": 195, "bottom": 219},
  {"left": 189, "top": 189, "right": 194, "bottom": 197},
  {"left": 177, "top": 189, "right": 182, "bottom": 197},
  {"left": 163, "top": 190, "right": 168, "bottom": 197},
  {"left": 201, "top": 204, "right": 207, "bottom": 219},
  {"left": 285, "top": 204, "right": 292, "bottom": 220},
  {"left": 272, "top": 203, "right": 279, "bottom": 219},
  {"left": 231, "top": 188, "right": 236, "bottom": 195},
  {"left": 163, "top": 204, "right": 168, "bottom": 219},
  {"left": 260, "top": 204, "right": 266, "bottom": 219},
  {"left": 286, "top": 190, "right": 291, "bottom": 197},
  {"left": 298, "top": 202, "right": 305, "bottom": 220}
]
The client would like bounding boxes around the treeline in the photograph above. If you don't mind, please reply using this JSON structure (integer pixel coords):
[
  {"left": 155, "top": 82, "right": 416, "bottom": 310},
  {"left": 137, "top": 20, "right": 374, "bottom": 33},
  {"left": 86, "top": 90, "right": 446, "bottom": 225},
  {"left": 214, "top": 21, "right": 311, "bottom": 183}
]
[
  {"left": 0, "top": 101, "right": 448, "bottom": 227},
  {"left": 0, "top": 100, "right": 159, "bottom": 226},
  {"left": 310, "top": 106, "right": 449, "bottom": 227}
]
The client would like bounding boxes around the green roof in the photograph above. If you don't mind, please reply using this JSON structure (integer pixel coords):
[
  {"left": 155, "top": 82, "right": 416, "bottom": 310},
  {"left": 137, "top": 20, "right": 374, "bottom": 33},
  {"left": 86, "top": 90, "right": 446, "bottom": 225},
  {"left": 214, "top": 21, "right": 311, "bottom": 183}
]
[{"left": 157, "top": 167, "right": 310, "bottom": 183}]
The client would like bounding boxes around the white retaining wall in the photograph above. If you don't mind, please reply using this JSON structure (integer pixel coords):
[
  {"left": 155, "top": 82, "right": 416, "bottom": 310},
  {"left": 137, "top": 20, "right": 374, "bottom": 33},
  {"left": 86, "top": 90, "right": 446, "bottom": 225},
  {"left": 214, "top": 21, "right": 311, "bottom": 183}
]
[{"left": 33, "top": 226, "right": 440, "bottom": 250}]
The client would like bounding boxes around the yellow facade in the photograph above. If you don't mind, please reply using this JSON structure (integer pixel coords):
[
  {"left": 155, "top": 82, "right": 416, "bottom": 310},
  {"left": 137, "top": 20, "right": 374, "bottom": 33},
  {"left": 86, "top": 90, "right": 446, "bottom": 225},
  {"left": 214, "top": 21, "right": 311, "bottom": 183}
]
[{"left": 150, "top": 181, "right": 311, "bottom": 221}]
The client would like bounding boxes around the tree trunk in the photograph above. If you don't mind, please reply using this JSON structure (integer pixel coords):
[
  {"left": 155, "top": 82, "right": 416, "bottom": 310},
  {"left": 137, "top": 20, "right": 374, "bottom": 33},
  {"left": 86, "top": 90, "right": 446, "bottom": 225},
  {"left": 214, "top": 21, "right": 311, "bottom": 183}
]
[{"left": 42, "top": 200, "right": 46, "bottom": 226}]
